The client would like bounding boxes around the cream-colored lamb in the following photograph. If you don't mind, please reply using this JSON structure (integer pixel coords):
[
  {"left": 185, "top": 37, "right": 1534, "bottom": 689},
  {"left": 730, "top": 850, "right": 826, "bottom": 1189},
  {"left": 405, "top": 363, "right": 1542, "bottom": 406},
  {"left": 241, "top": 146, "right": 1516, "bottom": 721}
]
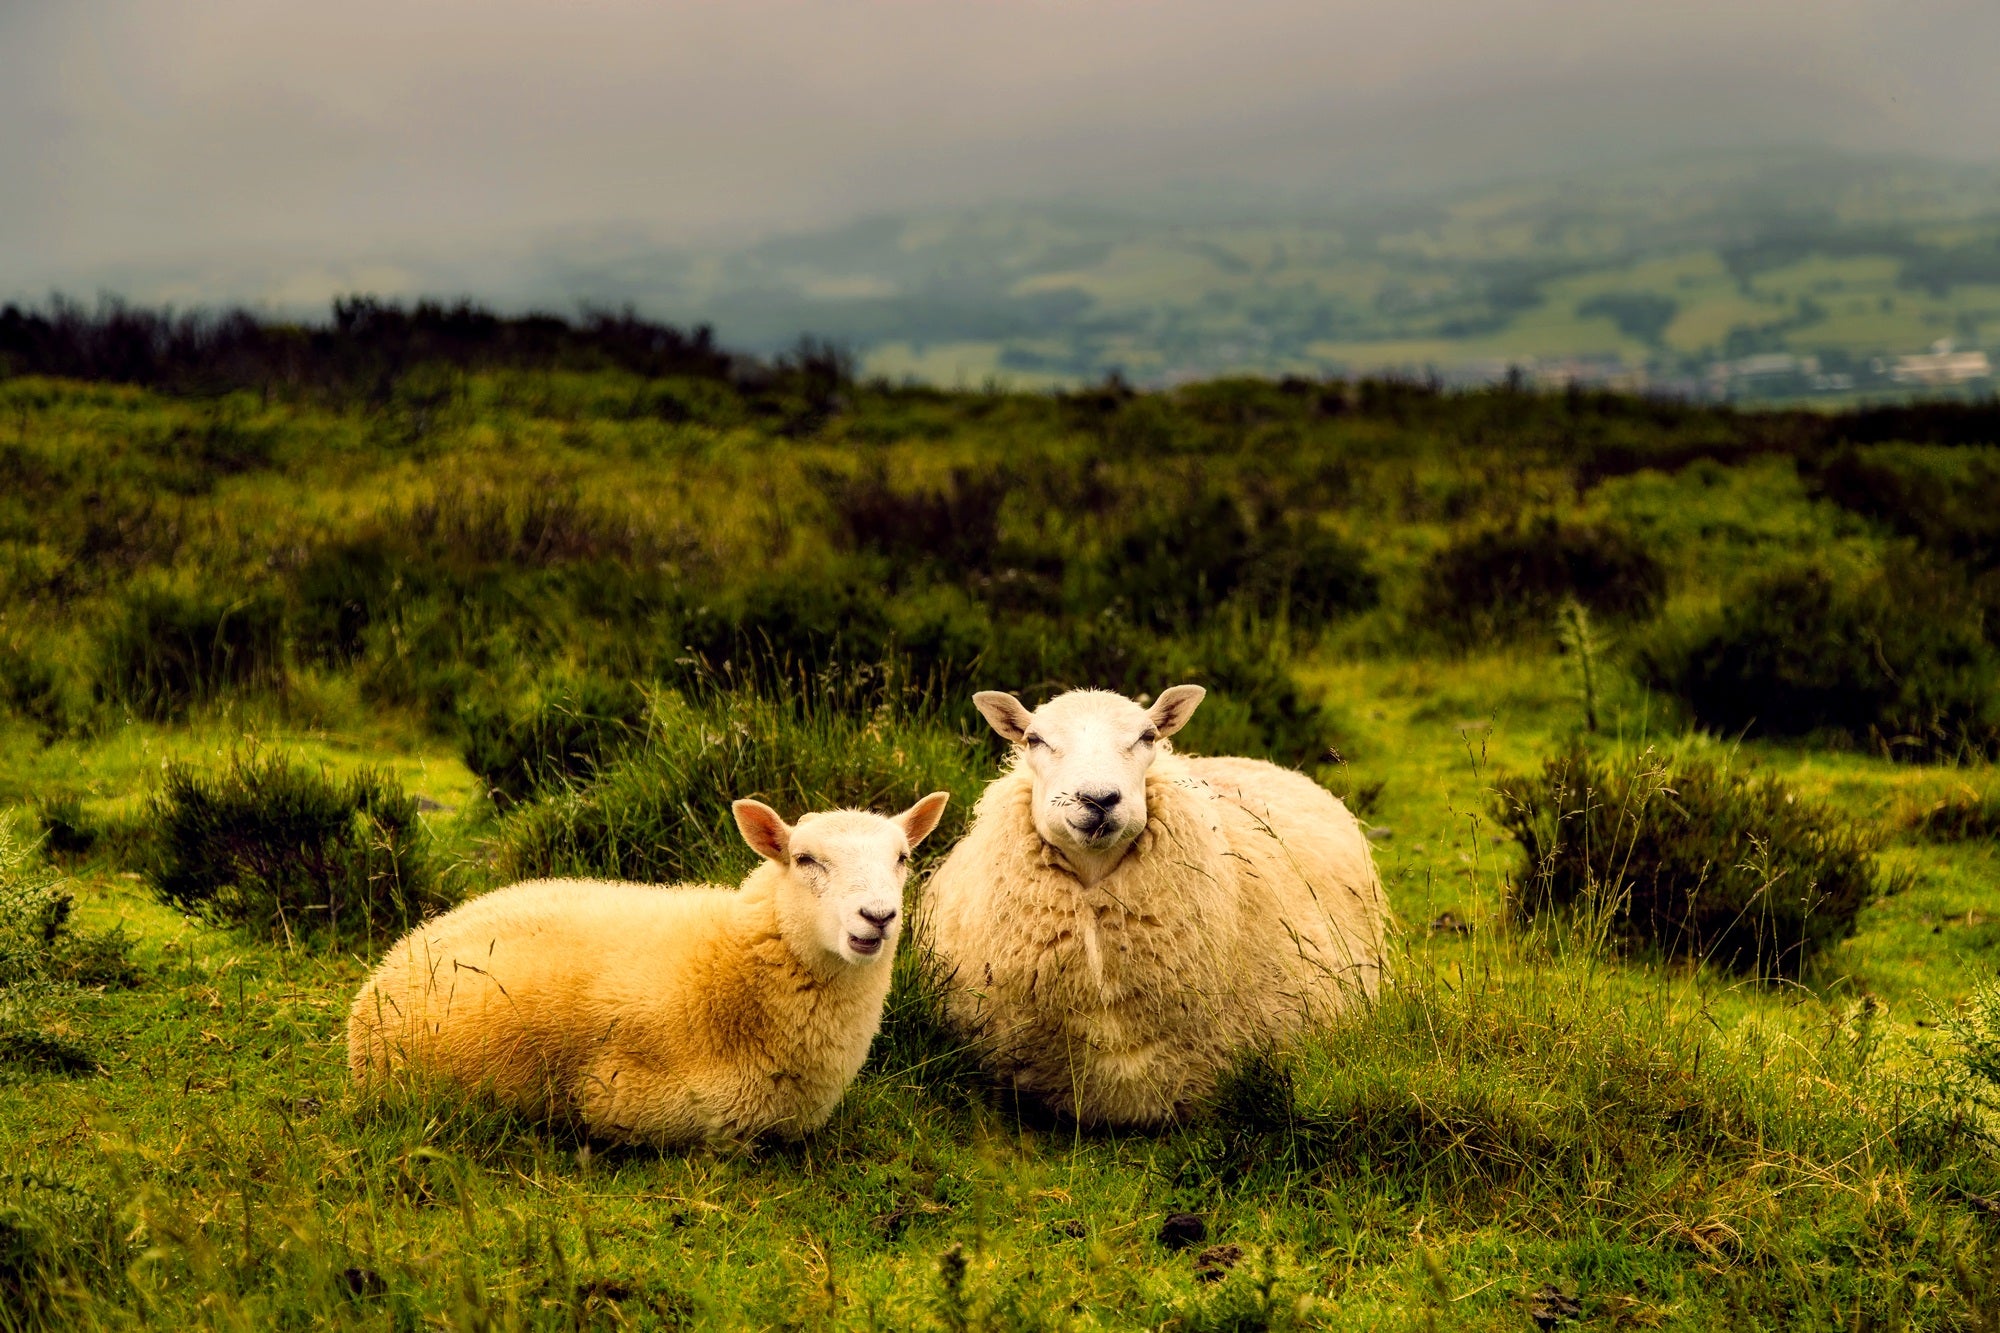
[
  {"left": 348, "top": 792, "right": 950, "bottom": 1146},
  {"left": 922, "top": 686, "right": 1384, "bottom": 1127}
]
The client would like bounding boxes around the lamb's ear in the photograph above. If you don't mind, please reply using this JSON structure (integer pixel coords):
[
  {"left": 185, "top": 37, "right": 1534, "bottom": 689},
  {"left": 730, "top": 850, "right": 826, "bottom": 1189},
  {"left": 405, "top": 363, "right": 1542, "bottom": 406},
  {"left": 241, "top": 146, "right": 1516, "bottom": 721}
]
[
  {"left": 973, "top": 691, "right": 1034, "bottom": 744},
  {"left": 732, "top": 799, "right": 792, "bottom": 862},
  {"left": 896, "top": 791, "right": 951, "bottom": 849},
  {"left": 1148, "top": 684, "right": 1206, "bottom": 738}
]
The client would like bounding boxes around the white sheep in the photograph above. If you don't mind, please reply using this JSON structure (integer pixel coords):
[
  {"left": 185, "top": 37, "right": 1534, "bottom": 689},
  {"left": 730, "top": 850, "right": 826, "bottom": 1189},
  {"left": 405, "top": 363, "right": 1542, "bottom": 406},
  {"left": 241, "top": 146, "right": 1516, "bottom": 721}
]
[
  {"left": 920, "top": 686, "right": 1384, "bottom": 1126},
  {"left": 348, "top": 792, "right": 950, "bottom": 1146}
]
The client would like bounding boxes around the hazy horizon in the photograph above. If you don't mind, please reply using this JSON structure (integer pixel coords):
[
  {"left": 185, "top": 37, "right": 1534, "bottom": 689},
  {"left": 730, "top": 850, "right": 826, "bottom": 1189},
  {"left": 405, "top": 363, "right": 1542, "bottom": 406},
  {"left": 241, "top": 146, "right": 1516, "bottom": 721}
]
[{"left": 7, "top": 1, "right": 2000, "bottom": 312}]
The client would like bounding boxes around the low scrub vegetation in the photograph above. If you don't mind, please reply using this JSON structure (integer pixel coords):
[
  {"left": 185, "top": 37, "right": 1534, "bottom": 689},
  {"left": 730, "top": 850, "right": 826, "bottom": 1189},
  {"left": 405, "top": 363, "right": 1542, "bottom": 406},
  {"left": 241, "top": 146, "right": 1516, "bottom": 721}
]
[
  {"left": 146, "top": 754, "right": 447, "bottom": 946},
  {"left": 497, "top": 684, "right": 984, "bottom": 886},
  {"left": 1646, "top": 556, "right": 2000, "bottom": 760},
  {"left": 1494, "top": 742, "right": 1878, "bottom": 975},
  {"left": 4, "top": 308, "right": 2000, "bottom": 1326},
  {"left": 1937, "top": 978, "right": 2000, "bottom": 1136},
  {"left": 1416, "top": 516, "right": 1666, "bottom": 644},
  {"left": 459, "top": 670, "right": 647, "bottom": 809},
  {"left": 1091, "top": 489, "right": 1379, "bottom": 631}
]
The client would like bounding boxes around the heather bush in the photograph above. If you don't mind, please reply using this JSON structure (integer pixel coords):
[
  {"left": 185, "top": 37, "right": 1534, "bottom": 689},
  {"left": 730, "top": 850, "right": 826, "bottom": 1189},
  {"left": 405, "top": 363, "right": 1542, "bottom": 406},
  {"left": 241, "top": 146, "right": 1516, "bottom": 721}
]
[
  {"left": 1645, "top": 556, "right": 2000, "bottom": 760},
  {"left": 827, "top": 463, "right": 1013, "bottom": 576},
  {"left": 289, "top": 537, "right": 400, "bottom": 665},
  {"left": 1807, "top": 444, "right": 2000, "bottom": 573},
  {"left": 1093, "top": 490, "right": 1378, "bottom": 631},
  {"left": 31, "top": 794, "right": 95, "bottom": 862},
  {"left": 495, "top": 685, "right": 985, "bottom": 887},
  {"left": 146, "top": 754, "right": 448, "bottom": 946},
  {"left": 1417, "top": 516, "right": 1666, "bottom": 644},
  {"left": 0, "top": 638, "right": 74, "bottom": 742},
  {"left": 1494, "top": 741, "right": 1878, "bottom": 975},
  {"left": 459, "top": 670, "right": 647, "bottom": 808}
]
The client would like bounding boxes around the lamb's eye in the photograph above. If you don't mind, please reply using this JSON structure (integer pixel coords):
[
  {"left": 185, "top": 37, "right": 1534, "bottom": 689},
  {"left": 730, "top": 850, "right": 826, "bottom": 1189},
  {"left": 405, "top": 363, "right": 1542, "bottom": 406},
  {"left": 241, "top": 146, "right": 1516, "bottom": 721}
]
[
  {"left": 1024, "top": 734, "right": 1047, "bottom": 750},
  {"left": 896, "top": 851, "right": 909, "bottom": 866},
  {"left": 1136, "top": 729, "right": 1159, "bottom": 747},
  {"left": 793, "top": 853, "right": 820, "bottom": 870}
]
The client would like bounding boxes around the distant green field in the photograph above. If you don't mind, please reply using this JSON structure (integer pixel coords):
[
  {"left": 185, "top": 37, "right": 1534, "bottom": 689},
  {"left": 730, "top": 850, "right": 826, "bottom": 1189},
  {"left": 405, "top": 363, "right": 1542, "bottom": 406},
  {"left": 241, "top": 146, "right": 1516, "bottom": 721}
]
[
  {"left": 606, "top": 149, "right": 2000, "bottom": 393},
  {"left": 4, "top": 356, "right": 2000, "bottom": 1329}
]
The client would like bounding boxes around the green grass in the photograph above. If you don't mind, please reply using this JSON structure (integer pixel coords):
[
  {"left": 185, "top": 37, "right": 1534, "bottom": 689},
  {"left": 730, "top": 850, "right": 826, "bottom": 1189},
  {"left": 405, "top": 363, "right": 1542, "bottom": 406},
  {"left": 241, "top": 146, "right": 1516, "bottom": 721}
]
[{"left": 3, "top": 365, "right": 2000, "bottom": 1328}]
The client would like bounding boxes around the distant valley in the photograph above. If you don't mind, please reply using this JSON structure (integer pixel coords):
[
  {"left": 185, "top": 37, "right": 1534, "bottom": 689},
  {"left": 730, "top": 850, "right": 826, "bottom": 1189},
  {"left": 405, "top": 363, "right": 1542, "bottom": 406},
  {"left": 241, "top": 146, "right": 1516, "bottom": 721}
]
[{"left": 539, "top": 148, "right": 2000, "bottom": 399}]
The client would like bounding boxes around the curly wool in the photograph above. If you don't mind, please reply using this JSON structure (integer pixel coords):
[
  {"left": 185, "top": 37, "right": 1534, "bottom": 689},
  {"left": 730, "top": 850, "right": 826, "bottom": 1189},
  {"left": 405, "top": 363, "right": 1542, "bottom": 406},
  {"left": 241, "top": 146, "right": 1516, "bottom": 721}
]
[
  {"left": 922, "top": 750, "right": 1385, "bottom": 1126},
  {"left": 347, "top": 867, "right": 890, "bottom": 1147}
]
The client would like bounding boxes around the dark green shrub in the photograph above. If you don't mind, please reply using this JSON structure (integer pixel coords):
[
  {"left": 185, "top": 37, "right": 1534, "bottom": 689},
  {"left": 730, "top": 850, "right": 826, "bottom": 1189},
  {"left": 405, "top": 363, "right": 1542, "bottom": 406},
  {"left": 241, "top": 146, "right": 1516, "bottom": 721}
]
[
  {"left": 826, "top": 464, "right": 1012, "bottom": 576},
  {"left": 677, "top": 565, "right": 899, "bottom": 680},
  {"left": 0, "top": 639, "right": 74, "bottom": 743},
  {"left": 460, "top": 671, "right": 647, "bottom": 808},
  {"left": 31, "top": 794, "right": 94, "bottom": 861},
  {"left": 138, "top": 414, "right": 278, "bottom": 494},
  {"left": 1807, "top": 445, "right": 2000, "bottom": 573},
  {"left": 1645, "top": 557, "right": 2000, "bottom": 760},
  {"left": 401, "top": 484, "right": 656, "bottom": 570},
  {"left": 496, "top": 688, "right": 985, "bottom": 887},
  {"left": 1417, "top": 516, "right": 1666, "bottom": 643},
  {"left": 1095, "top": 492, "right": 1378, "bottom": 631},
  {"left": 290, "top": 537, "right": 402, "bottom": 664},
  {"left": 97, "top": 579, "right": 285, "bottom": 719},
  {"left": 1493, "top": 742, "right": 1878, "bottom": 976},
  {"left": 147, "top": 754, "right": 448, "bottom": 946}
]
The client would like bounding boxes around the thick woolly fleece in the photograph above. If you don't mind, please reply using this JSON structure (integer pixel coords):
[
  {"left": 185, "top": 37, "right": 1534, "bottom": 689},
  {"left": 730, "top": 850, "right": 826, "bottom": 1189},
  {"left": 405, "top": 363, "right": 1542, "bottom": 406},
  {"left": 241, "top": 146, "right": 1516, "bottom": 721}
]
[
  {"left": 922, "top": 749, "right": 1386, "bottom": 1126},
  {"left": 347, "top": 867, "right": 892, "bottom": 1147}
]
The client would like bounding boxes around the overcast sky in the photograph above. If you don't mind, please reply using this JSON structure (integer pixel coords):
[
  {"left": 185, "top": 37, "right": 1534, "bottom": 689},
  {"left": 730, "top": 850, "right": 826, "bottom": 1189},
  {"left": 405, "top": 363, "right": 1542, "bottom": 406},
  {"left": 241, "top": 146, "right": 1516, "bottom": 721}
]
[{"left": 5, "top": 0, "right": 1998, "bottom": 305}]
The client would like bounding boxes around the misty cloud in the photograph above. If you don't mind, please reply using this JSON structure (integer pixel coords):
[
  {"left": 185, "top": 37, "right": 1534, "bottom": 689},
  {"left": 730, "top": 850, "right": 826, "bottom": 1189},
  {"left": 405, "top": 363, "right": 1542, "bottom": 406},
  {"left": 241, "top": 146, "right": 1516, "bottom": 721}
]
[{"left": 4, "top": 0, "right": 1998, "bottom": 304}]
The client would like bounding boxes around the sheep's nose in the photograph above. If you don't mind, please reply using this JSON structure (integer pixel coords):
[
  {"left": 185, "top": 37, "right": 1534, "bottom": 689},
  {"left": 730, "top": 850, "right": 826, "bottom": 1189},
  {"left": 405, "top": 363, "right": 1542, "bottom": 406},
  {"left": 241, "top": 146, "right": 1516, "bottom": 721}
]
[
  {"left": 1077, "top": 789, "right": 1122, "bottom": 813},
  {"left": 859, "top": 905, "right": 898, "bottom": 928}
]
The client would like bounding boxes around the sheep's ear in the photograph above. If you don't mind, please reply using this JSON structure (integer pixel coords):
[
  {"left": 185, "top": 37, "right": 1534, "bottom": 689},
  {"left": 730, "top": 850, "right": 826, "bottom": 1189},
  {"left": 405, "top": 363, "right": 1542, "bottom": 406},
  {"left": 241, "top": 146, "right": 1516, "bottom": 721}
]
[
  {"left": 732, "top": 799, "right": 792, "bottom": 862},
  {"left": 1148, "top": 684, "right": 1206, "bottom": 738},
  {"left": 896, "top": 791, "right": 951, "bottom": 848},
  {"left": 973, "top": 691, "right": 1034, "bottom": 744}
]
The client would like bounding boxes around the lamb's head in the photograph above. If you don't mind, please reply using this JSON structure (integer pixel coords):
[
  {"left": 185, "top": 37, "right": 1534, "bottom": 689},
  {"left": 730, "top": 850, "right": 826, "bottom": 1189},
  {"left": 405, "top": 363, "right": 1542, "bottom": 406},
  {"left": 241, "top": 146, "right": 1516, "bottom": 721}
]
[
  {"left": 972, "top": 685, "right": 1205, "bottom": 883},
  {"left": 733, "top": 793, "right": 951, "bottom": 966}
]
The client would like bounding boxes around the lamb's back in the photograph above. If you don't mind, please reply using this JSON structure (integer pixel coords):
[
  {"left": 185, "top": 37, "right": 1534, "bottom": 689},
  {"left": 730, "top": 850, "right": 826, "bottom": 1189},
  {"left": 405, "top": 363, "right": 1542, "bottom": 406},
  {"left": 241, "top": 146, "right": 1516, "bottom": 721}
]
[{"left": 348, "top": 878, "right": 736, "bottom": 1102}]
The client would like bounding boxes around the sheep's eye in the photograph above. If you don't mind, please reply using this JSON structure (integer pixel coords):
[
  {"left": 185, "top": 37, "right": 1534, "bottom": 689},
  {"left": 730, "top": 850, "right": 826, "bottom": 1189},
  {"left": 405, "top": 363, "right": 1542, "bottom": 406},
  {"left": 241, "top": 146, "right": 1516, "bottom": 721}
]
[
  {"left": 1024, "top": 734, "right": 1047, "bottom": 749},
  {"left": 793, "top": 854, "right": 820, "bottom": 870},
  {"left": 896, "top": 851, "right": 909, "bottom": 866},
  {"left": 1137, "top": 728, "right": 1159, "bottom": 747}
]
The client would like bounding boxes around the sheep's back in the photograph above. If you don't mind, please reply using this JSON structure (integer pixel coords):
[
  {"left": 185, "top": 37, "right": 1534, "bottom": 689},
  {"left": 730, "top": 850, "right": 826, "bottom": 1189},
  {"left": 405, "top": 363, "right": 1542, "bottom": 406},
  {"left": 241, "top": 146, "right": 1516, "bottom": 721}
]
[
  {"left": 1185, "top": 756, "right": 1386, "bottom": 1010},
  {"left": 347, "top": 878, "right": 734, "bottom": 1108}
]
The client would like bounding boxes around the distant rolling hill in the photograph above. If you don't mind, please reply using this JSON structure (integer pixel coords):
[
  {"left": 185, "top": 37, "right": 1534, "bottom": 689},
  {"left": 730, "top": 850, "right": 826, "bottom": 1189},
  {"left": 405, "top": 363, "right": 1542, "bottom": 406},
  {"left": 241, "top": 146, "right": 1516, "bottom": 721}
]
[{"left": 544, "top": 148, "right": 2000, "bottom": 399}]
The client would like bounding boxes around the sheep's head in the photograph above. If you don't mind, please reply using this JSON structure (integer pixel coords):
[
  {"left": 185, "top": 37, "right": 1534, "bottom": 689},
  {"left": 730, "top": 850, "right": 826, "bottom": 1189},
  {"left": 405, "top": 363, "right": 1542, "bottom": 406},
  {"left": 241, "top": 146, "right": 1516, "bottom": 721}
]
[
  {"left": 972, "top": 685, "right": 1205, "bottom": 885},
  {"left": 733, "top": 793, "right": 950, "bottom": 967}
]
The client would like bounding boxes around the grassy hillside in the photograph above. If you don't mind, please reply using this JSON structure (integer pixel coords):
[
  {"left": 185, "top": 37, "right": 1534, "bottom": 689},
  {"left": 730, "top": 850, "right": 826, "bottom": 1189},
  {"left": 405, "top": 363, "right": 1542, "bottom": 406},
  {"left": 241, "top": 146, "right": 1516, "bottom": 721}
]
[{"left": 3, "top": 325, "right": 2000, "bottom": 1329}]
